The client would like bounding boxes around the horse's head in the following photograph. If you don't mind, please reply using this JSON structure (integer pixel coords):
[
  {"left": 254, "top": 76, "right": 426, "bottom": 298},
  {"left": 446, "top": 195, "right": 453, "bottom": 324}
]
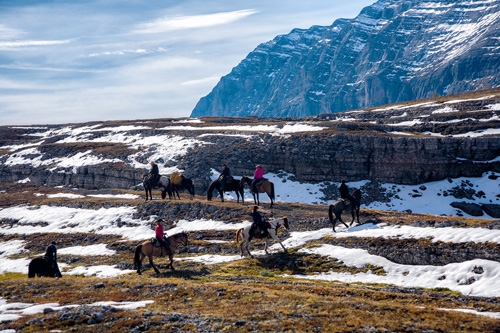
[
  {"left": 282, "top": 217, "right": 290, "bottom": 230},
  {"left": 179, "top": 231, "right": 189, "bottom": 247},
  {"left": 352, "top": 188, "right": 362, "bottom": 204},
  {"left": 239, "top": 176, "right": 250, "bottom": 187}
]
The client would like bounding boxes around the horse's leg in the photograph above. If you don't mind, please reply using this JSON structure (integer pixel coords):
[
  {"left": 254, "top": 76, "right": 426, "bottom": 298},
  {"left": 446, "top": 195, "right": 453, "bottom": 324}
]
[
  {"left": 355, "top": 205, "right": 360, "bottom": 225},
  {"left": 270, "top": 232, "right": 287, "bottom": 253},
  {"left": 244, "top": 236, "right": 253, "bottom": 258},
  {"left": 220, "top": 189, "right": 224, "bottom": 202},
  {"left": 264, "top": 238, "right": 269, "bottom": 254},
  {"left": 349, "top": 205, "right": 356, "bottom": 226},
  {"left": 148, "top": 255, "right": 160, "bottom": 274},
  {"left": 337, "top": 212, "right": 350, "bottom": 230},
  {"left": 167, "top": 254, "right": 175, "bottom": 270}
]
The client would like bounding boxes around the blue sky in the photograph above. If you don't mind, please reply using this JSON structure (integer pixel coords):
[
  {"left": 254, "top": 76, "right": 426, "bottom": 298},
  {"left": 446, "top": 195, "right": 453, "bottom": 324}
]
[{"left": 0, "top": 0, "right": 375, "bottom": 126}]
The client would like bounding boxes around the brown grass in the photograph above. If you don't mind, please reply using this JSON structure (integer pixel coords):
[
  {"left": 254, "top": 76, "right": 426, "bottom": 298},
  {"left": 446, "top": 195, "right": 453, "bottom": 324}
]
[{"left": 1, "top": 182, "right": 500, "bottom": 332}]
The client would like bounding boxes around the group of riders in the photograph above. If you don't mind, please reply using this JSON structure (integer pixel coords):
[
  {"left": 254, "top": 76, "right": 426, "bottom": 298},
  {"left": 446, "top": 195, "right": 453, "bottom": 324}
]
[
  {"left": 146, "top": 162, "right": 359, "bottom": 253},
  {"left": 43, "top": 163, "right": 359, "bottom": 277}
]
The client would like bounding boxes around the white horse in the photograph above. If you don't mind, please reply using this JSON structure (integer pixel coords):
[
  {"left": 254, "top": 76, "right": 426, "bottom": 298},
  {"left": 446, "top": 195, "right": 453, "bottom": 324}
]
[{"left": 235, "top": 217, "right": 289, "bottom": 257}]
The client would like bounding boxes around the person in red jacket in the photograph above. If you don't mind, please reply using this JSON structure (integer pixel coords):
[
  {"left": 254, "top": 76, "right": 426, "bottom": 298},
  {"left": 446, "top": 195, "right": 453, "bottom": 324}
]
[{"left": 155, "top": 219, "right": 171, "bottom": 254}]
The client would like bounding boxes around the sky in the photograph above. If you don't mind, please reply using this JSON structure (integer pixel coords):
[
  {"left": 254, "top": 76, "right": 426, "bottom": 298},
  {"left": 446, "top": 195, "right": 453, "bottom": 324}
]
[{"left": 0, "top": 0, "right": 375, "bottom": 126}]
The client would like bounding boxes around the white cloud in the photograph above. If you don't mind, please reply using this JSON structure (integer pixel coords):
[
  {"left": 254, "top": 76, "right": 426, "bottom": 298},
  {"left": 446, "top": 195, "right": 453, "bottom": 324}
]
[
  {"left": 133, "top": 9, "right": 259, "bottom": 34},
  {"left": 0, "top": 39, "right": 71, "bottom": 49}
]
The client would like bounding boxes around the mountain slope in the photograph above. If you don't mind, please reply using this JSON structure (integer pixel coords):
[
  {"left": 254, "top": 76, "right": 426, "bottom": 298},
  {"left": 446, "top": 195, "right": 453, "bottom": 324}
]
[{"left": 191, "top": 0, "right": 500, "bottom": 118}]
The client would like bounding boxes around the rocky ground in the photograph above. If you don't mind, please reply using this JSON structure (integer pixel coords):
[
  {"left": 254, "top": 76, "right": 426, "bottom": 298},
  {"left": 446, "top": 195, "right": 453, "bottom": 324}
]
[{"left": 1, "top": 183, "right": 500, "bottom": 332}]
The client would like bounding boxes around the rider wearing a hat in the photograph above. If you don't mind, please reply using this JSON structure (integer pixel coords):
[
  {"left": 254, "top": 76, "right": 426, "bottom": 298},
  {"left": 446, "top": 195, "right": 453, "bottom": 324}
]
[{"left": 155, "top": 219, "right": 171, "bottom": 254}]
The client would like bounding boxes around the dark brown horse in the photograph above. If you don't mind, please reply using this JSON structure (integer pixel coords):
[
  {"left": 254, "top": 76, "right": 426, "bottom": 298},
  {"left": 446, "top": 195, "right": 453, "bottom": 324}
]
[
  {"left": 143, "top": 174, "right": 169, "bottom": 201},
  {"left": 134, "top": 232, "right": 188, "bottom": 275},
  {"left": 207, "top": 177, "right": 244, "bottom": 203},
  {"left": 235, "top": 217, "right": 289, "bottom": 257},
  {"left": 328, "top": 188, "right": 362, "bottom": 232},
  {"left": 28, "top": 257, "right": 62, "bottom": 278},
  {"left": 161, "top": 175, "right": 195, "bottom": 200},
  {"left": 240, "top": 176, "right": 275, "bottom": 207}
]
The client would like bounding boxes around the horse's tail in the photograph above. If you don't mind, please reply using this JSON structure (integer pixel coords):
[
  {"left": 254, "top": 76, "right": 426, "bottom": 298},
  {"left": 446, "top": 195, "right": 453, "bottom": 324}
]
[
  {"left": 328, "top": 205, "right": 334, "bottom": 224},
  {"left": 206, "top": 181, "right": 214, "bottom": 201},
  {"left": 235, "top": 228, "right": 243, "bottom": 244},
  {"left": 270, "top": 182, "right": 275, "bottom": 200},
  {"left": 190, "top": 181, "right": 195, "bottom": 198},
  {"left": 134, "top": 245, "right": 142, "bottom": 270}
]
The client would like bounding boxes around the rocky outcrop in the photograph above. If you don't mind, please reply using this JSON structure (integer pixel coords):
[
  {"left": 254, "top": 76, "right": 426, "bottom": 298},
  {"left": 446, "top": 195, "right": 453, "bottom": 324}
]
[
  {"left": 0, "top": 91, "right": 498, "bottom": 214},
  {"left": 191, "top": 0, "right": 500, "bottom": 118}
]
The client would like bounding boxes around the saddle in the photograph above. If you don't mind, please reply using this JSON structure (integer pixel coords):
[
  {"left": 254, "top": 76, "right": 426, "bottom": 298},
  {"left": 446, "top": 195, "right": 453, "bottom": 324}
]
[
  {"left": 151, "top": 238, "right": 172, "bottom": 255},
  {"left": 218, "top": 175, "right": 233, "bottom": 183},
  {"left": 170, "top": 172, "right": 183, "bottom": 185},
  {"left": 254, "top": 178, "right": 266, "bottom": 190}
]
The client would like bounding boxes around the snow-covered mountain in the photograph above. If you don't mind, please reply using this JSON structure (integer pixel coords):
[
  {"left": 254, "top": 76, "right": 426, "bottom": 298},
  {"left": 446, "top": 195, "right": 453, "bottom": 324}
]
[{"left": 191, "top": 0, "right": 500, "bottom": 118}]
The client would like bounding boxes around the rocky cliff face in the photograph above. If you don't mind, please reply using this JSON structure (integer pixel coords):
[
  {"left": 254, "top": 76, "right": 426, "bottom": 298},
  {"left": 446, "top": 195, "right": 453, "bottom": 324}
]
[
  {"left": 1, "top": 90, "right": 499, "bottom": 208},
  {"left": 191, "top": 0, "right": 500, "bottom": 118}
]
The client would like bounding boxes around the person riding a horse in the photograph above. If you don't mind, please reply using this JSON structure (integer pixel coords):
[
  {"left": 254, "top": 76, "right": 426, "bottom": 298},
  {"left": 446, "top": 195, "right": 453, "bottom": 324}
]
[
  {"left": 219, "top": 164, "right": 232, "bottom": 191},
  {"left": 339, "top": 180, "right": 357, "bottom": 204},
  {"left": 249, "top": 206, "right": 269, "bottom": 240},
  {"left": 252, "top": 165, "right": 264, "bottom": 193},
  {"left": 147, "top": 161, "right": 161, "bottom": 188},
  {"left": 44, "top": 241, "right": 62, "bottom": 278},
  {"left": 155, "top": 219, "right": 171, "bottom": 255}
]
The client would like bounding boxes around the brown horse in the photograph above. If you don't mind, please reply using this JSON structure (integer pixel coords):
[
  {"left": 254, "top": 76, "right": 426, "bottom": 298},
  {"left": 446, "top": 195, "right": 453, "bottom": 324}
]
[
  {"left": 235, "top": 217, "right": 289, "bottom": 257},
  {"left": 328, "top": 188, "right": 362, "bottom": 232},
  {"left": 240, "top": 176, "right": 275, "bottom": 207},
  {"left": 134, "top": 231, "right": 188, "bottom": 275}
]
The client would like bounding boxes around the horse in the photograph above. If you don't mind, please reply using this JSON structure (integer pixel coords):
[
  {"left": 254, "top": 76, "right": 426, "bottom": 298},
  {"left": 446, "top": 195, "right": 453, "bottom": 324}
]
[
  {"left": 207, "top": 177, "right": 244, "bottom": 203},
  {"left": 134, "top": 231, "right": 189, "bottom": 275},
  {"left": 328, "top": 188, "right": 362, "bottom": 232},
  {"left": 161, "top": 175, "right": 195, "bottom": 200},
  {"left": 235, "top": 217, "right": 289, "bottom": 257},
  {"left": 142, "top": 174, "right": 169, "bottom": 201},
  {"left": 28, "top": 257, "right": 62, "bottom": 278},
  {"left": 240, "top": 176, "right": 275, "bottom": 207}
]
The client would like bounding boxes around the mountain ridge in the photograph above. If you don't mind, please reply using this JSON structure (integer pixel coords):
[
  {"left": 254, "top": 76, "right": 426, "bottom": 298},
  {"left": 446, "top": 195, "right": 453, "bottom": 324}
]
[{"left": 191, "top": 0, "right": 500, "bottom": 118}]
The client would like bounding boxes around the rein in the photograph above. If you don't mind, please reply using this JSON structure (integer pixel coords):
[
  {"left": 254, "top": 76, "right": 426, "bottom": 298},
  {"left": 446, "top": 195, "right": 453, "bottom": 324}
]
[{"left": 167, "top": 233, "right": 188, "bottom": 249}]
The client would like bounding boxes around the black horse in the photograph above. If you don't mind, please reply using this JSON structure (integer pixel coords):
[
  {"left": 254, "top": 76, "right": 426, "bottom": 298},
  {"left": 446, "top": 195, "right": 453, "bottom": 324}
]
[
  {"left": 143, "top": 174, "right": 169, "bottom": 201},
  {"left": 328, "top": 188, "right": 362, "bottom": 232},
  {"left": 28, "top": 257, "right": 62, "bottom": 278},
  {"left": 161, "top": 175, "right": 195, "bottom": 200},
  {"left": 207, "top": 177, "right": 244, "bottom": 203}
]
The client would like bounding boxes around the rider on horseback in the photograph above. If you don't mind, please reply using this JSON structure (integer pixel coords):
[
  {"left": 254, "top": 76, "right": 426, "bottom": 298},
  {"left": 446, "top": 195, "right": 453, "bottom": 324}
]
[
  {"left": 249, "top": 206, "right": 269, "bottom": 240},
  {"left": 44, "top": 241, "right": 62, "bottom": 278},
  {"left": 219, "top": 164, "right": 231, "bottom": 191},
  {"left": 339, "top": 180, "right": 357, "bottom": 204},
  {"left": 155, "top": 219, "right": 171, "bottom": 254},
  {"left": 147, "top": 161, "right": 161, "bottom": 188},
  {"left": 252, "top": 165, "right": 264, "bottom": 193}
]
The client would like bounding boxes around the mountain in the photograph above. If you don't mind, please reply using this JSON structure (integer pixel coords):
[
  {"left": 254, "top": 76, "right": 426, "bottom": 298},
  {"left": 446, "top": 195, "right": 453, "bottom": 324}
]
[{"left": 190, "top": 0, "right": 500, "bottom": 118}]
